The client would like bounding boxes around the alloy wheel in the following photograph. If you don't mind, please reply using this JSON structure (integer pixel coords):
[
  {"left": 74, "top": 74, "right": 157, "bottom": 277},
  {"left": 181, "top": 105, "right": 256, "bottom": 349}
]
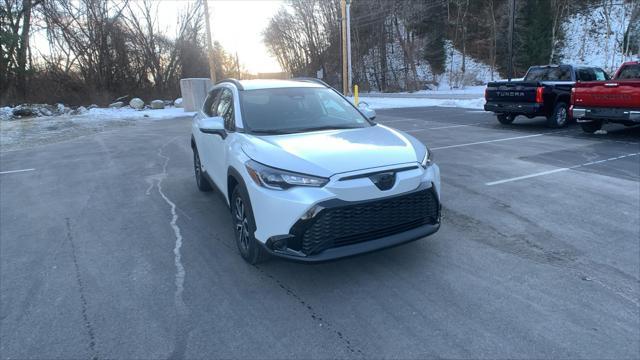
[
  {"left": 194, "top": 152, "right": 202, "bottom": 185},
  {"left": 234, "top": 196, "right": 250, "bottom": 253},
  {"left": 557, "top": 107, "right": 567, "bottom": 126}
]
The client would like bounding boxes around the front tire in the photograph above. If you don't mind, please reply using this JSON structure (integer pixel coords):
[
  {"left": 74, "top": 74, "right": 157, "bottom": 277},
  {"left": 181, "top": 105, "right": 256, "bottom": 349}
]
[
  {"left": 497, "top": 114, "right": 516, "bottom": 124},
  {"left": 230, "top": 186, "right": 269, "bottom": 264},
  {"left": 193, "top": 148, "right": 212, "bottom": 192},
  {"left": 580, "top": 121, "right": 602, "bottom": 134},
  {"left": 547, "top": 102, "right": 569, "bottom": 128}
]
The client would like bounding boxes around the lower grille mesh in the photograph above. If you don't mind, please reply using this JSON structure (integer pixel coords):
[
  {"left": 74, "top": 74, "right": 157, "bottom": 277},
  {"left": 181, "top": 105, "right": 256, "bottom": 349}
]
[{"left": 300, "top": 188, "right": 439, "bottom": 255}]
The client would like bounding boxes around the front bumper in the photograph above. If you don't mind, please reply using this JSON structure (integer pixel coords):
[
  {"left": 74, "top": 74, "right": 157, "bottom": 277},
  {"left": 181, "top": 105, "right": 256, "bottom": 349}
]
[
  {"left": 261, "top": 181, "right": 441, "bottom": 263},
  {"left": 484, "top": 102, "right": 544, "bottom": 115},
  {"left": 571, "top": 106, "right": 640, "bottom": 124}
]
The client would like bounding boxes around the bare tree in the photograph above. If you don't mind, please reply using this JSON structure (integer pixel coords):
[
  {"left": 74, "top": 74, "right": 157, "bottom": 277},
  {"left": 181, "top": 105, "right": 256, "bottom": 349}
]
[{"left": 549, "top": 0, "right": 569, "bottom": 63}]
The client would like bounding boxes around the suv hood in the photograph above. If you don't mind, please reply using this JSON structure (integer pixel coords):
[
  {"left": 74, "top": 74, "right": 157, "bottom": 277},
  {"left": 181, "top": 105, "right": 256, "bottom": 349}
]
[{"left": 241, "top": 125, "right": 424, "bottom": 177}]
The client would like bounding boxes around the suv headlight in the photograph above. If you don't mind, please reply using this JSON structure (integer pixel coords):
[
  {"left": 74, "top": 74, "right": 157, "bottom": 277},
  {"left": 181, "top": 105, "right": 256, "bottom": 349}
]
[
  {"left": 245, "top": 160, "right": 329, "bottom": 190},
  {"left": 421, "top": 147, "right": 433, "bottom": 168}
]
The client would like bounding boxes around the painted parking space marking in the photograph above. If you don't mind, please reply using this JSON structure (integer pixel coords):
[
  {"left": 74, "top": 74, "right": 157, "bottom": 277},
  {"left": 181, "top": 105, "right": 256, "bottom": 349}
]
[
  {"left": 430, "top": 129, "right": 570, "bottom": 151},
  {"left": 0, "top": 168, "right": 35, "bottom": 175},
  {"left": 403, "top": 123, "right": 481, "bottom": 132},
  {"left": 486, "top": 152, "right": 640, "bottom": 186},
  {"left": 432, "top": 133, "right": 545, "bottom": 150}
]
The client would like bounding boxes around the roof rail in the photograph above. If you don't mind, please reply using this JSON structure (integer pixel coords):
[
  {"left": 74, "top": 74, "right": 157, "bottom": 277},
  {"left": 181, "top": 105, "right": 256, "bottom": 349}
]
[
  {"left": 216, "top": 78, "right": 244, "bottom": 91},
  {"left": 291, "top": 77, "right": 332, "bottom": 88}
]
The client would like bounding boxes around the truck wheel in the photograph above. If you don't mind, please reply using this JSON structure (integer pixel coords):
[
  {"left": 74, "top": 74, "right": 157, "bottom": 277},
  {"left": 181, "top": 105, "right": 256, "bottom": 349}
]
[
  {"left": 497, "top": 114, "right": 516, "bottom": 125},
  {"left": 230, "top": 185, "right": 270, "bottom": 264},
  {"left": 193, "top": 148, "right": 212, "bottom": 192},
  {"left": 547, "top": 103, "right": 569, "bottom": 128},
  {"left": 580, "top": 121, "right": 602, "bottom": 134}
]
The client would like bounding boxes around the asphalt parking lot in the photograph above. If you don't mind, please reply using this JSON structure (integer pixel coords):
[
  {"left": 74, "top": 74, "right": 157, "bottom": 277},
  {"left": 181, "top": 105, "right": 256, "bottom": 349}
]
[{"left": 1, "top": 107, "right": 638, "bottom": 359}]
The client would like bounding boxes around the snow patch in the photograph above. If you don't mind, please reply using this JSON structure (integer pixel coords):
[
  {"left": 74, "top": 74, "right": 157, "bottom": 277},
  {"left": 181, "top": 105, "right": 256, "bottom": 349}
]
[
  {"left": 560, "top": 4, "right": 637, "bottom": 72},
  {"left": 82, "top": 107, "right": 195, "bottom": 121},
  {"left": 0, "top": 107, "right": 12, "bottom": 121},
  {"left": 353, "top": 96, "right": 485, "bottom": 110}
]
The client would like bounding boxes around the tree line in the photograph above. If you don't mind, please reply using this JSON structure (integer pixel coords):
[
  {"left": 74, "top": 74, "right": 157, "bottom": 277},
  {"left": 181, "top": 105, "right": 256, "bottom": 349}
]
[
  {"left": 1, "top": 0, "right": 243, "bottom": 106},
  {"left": 264, "top": 0, "right": 640, "bottom": 92}
]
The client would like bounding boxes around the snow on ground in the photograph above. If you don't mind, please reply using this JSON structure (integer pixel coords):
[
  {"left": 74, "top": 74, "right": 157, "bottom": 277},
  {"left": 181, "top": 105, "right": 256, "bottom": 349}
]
[
  {"left": 560, "top": 4, "right": 638, "bottom": 72},
  {"left": 352, "top": 96, "right": 485, "bottom": 110},
  {"left": 0, "top": 107, "right": 12, "bottom": 121},
  {"left": 1, "top": 106, "right": 195, "bottom": 151},
  {"left": 364, "top": 85, "right": 486, "bottom": 96},
  {"left": 1, "top": 96, "right": 487, "bottom": 151},
  {"left": 81, "top": 107, "right": 195, "bottom": 121}
]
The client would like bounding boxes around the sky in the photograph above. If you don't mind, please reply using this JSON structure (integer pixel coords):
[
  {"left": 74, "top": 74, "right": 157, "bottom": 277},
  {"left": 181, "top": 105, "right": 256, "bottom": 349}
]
[{"left": 156, "top": 0, "right": 284, "bottom": 74}]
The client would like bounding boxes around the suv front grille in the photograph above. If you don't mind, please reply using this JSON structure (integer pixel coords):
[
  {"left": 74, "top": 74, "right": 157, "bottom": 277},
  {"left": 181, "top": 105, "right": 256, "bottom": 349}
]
[{"left": 298, "top": 188, "right": 439, "bottom": 255}]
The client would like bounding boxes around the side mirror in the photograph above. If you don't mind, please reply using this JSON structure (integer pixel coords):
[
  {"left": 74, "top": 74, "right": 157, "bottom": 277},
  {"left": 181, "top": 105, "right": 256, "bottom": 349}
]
[
  {"left": 198, "top": 116, "right": 226, "bottom": 138},
  {"left": 358, "top": 102, "right": 376, "bottom": 120}
]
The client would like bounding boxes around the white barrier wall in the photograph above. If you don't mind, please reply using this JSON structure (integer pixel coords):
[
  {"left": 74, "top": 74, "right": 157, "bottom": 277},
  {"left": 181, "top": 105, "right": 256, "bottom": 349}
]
[{"left": 179, "top": 78, "right": 213, "bottom": 112}]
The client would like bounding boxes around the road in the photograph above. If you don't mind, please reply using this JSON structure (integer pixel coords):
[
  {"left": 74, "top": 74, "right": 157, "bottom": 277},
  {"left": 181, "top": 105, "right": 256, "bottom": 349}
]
[{"left": 1, "top": 108, "right": 639, "bottom": 359}]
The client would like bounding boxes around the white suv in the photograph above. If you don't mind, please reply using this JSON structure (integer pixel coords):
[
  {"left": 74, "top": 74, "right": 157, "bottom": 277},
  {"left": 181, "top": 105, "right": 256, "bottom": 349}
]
[{"left": 191, "top": 79, "right": 441, "bottom": 263}]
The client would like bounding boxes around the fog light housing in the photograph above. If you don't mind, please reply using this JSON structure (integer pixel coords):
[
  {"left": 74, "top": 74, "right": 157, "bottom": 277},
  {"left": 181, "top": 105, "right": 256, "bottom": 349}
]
[{"left": 267, "top": 235, "right": 292, "bottom": 251}]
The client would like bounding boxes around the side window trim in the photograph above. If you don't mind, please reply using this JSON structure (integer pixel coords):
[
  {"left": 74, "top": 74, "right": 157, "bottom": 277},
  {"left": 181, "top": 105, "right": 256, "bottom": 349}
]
[
  {"left": 219, "top": 88, "right": 236, "bottom": 132},
  {"left": 203, "top": 88, "right": 221, "bottom": 117}
]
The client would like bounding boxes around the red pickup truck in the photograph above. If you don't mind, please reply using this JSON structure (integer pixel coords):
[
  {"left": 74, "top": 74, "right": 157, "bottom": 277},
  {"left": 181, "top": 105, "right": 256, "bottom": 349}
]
[{"left": 571, "top": 61, "right": 640, "bottom": 133}]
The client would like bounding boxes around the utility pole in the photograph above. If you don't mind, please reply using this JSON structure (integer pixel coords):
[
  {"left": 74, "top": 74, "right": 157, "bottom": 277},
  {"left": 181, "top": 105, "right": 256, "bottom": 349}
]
[
  {"left": 340, "top": 0, "right": 348, "bottom": 95},
  {"left": 202, "top": 0, "right": 216, "bottom": 82},
  {"left": 346, "top": 0, "right": 352, "bottom": 95},
  {"left": 507, "top": 0, "right": 515, "bottom": 81},
  {"left": 235, "top": 52, "right": 240, "bottom": 79}
]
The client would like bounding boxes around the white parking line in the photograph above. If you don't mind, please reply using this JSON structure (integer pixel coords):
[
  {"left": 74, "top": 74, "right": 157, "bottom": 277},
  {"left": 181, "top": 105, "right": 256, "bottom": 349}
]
[
  {"left": 486, "top": 152, "right": 640, "bottom": 186},
  {"left": 0, "top": 168, "right": 35, "bottom": 175},
  {"left": 432, "top": 133, "right": 547, "bottom": 150},
  {"left": 404, "top": 123, "right": 483, "bottom": 132}
]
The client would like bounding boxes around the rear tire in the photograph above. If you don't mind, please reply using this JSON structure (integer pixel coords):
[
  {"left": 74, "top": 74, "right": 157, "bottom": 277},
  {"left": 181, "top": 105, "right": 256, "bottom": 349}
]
[
  {"left": 193, "top": 148, "right": 212, "bottom": 192},
  {"left": 547, "top": 102, "right": 569, "bottom": 128},
  {"left": 230, "top": 185, "right": 269, "bottom": 264},
  {"left": 497, "top": 114, "right": 516, "bottom": 125},
  {"left": 580, "top": 121, "right": 602, "bottom": 134}
]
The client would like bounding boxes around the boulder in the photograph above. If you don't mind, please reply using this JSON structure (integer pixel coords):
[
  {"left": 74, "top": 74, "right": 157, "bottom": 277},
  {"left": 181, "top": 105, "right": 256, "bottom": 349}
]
[
  {"left": 174, "top": 98, "right": 183, "bottom": 108},
  {"left": 12, "top": 105, "right": 38, "bottom": 117},
  {"left": 71, "top": 106, "right": 87, "bottom": 115},
  {"left": 129, "top": 98, "right": 144, "bottom": 110},
  {"left": 88, "top": 104, "right": 98, "bottom": 110},
  {"left": 40, "top": 107, "right": 53, "bottom": 116},
  {"left": 150, "top": 100, "right": 165, "bottom": 109},
  {"left": 109, "top": 101, "right": 124, "bottom": 108}
]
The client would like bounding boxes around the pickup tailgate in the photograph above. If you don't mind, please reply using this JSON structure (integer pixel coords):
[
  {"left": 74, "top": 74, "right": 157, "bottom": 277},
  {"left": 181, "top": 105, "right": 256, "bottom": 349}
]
[
  {"left": 573, "top": 81, "right": 640, "bottom": 108},
  {"left": 485, "top": 81, "right": 539, "bottom": 103}
]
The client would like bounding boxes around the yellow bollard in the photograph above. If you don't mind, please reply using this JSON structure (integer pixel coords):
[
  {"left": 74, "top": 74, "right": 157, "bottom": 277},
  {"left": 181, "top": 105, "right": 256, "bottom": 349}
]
[{"left": 354, "top": 85, "right": 359, "bottom": 107}]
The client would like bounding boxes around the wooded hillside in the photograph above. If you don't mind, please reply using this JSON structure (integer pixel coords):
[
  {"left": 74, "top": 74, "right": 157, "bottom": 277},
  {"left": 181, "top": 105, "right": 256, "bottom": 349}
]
[{"left": 264, "top": 0, "right": 640, "bottom": 92}]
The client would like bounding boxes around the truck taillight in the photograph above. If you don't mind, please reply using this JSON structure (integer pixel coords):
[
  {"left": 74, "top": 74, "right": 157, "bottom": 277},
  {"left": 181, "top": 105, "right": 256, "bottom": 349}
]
[
  {"left": 570, "top": 88, "right": 575, "bottom": 105},
  {"left": 536, "top": 86, "right": 544, "bottom": 103},
  {"left": 484, "top": 87, "right": 488, "bottom": 100}
]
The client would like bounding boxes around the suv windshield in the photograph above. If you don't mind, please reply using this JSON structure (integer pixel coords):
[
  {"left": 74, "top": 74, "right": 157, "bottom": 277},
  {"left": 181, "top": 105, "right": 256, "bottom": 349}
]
[
  {"left": 239, "top": 87, "right": 371, "bottom": 134},
  {"left": 616, "top": 64, "right": 640, "bottom": 79},
  {"left": 525, "top": 66, "right": 573, "bottom": 81}
]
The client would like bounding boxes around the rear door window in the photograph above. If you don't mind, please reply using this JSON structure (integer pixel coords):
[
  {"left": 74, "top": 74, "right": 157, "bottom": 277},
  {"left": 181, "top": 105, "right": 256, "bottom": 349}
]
[
  {"left": 525, "top": 66, "right": 573, "bottom": 81},
  {"left": 616, "top": 64, "right": 640, "bottom": 79},
  {"left": 577, "top": 68, "right": 594, "bottom": 81},
  {"left": 593, "top": 68, "right": 608, "bottom": 80}
]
